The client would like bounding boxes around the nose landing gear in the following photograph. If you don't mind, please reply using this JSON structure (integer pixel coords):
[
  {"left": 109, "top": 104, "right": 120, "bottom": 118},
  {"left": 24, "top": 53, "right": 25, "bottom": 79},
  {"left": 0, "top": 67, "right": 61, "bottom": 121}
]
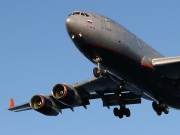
[
  {"left": 92, "top": 56, "right": 140, "bottom": 119},
  {"left": 93, "top": 57, "right": 107, "bottom": 78}
]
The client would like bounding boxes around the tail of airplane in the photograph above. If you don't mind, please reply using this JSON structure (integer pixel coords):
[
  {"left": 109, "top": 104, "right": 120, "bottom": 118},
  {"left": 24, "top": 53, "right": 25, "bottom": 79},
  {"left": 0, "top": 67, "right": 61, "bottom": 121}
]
[{"left": 8, "top": 98, "right": 14, "bottom": 108}]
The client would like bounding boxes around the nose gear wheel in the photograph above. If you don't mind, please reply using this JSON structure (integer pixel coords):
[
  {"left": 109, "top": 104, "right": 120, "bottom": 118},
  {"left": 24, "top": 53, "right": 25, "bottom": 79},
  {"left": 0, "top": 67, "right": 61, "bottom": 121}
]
[{"left": 93, "top": 57, "right": 107, "bottom": 78}]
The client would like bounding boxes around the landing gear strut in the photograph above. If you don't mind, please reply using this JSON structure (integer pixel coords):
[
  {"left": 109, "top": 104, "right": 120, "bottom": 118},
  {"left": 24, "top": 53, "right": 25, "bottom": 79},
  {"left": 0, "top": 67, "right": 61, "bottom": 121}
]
[
  {"left": 93, "top": 67, "right": 100, "bottom": 78},
  {"left": 93, "top": 57, "right": 106, "bottom": 78},
  {"left": 152, "top": 101, "right": 169, "bottom": 116}
]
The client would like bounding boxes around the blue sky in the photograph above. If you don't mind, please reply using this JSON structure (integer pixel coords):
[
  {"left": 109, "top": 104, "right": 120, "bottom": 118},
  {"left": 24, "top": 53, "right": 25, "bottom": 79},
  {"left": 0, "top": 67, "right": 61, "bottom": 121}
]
[{"left": 1, "top": 1, "right": 180, "bottom": 135}]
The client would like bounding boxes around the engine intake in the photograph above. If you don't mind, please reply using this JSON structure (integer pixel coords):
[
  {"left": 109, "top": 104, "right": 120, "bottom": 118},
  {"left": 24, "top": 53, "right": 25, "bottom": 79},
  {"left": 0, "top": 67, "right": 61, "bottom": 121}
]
[
  {"left": 52, "top": 84, "right": 82, "bottom": 106},
  {"left": 30, "top": 95, "right": 59, "bottom": 116}
]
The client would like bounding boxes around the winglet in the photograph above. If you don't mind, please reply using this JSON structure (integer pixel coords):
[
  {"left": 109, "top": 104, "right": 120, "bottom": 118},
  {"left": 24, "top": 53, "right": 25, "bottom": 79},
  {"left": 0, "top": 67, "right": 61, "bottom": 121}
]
[{"left": 8, "top": 98, "right": 14, "bottom": 108}]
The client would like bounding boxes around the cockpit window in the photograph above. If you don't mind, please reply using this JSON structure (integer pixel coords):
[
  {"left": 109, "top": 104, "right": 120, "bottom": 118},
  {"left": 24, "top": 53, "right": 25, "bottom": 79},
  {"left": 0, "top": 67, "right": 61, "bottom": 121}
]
[
  {"left": 84, "top": 13, "right": 90, "bottom": 17},
  {"left": 72, "top": 12, "right": 80, "bottom": 15},
  {"left": 82, "top": 13, "right": 90, "bottom": 17},
  {"left": 70, "top": 12, "right": 90, "bottom": 17},
  {"left": 81, "top": 13, "right": 85, "bottom": 16}
]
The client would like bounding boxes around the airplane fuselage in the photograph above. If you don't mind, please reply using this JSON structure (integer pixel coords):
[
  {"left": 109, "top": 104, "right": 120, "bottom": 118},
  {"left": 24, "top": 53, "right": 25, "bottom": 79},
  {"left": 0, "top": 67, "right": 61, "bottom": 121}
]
[{"left": 66, "top": 11, "right": 180, "bottom": 109}]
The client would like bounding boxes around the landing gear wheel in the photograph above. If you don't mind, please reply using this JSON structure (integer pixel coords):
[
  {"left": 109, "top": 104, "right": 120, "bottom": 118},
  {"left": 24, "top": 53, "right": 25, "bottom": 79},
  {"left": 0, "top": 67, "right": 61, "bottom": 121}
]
[
  {"left": 152, "top": 101, "right": 158, "bottom": 111},
  {"left": 113, "top": 106, "right": 131, "bottom": 119},
  {"left": 152, "top": 101, "right": 169, "bottom": 116},
  {"left": 125, "top": 108, "right": 131, "bottom": 117},
  {"left": 157, "top": 110, "right": 162, "bottom": 116},
  {"left": 93, "top": 67, "right": 100, "bottom": 78},
  {"left": 113, "top": 107, "right": 119, "bottom": 116},
  {"left": 160, "top": 103, "right": 166, "bottom": 109},
  {"left": 164, "top": 106, "right": 169, "bottom": 114},
  {"left": 118, "top": 111, "right": 123, "bottom": 119}
]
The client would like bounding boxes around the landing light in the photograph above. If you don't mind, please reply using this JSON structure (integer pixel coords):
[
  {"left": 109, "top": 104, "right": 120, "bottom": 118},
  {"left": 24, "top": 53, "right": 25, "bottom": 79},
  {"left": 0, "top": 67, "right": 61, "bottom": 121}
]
[
  {"left": 79, "top": 33, "right": 82, "bottom": 37},
  {"left": 72, "top": 35, "right": 75, "bottom": 39},
  {"left": 66, "top": 18, "right": 70, "bottom": 22}
]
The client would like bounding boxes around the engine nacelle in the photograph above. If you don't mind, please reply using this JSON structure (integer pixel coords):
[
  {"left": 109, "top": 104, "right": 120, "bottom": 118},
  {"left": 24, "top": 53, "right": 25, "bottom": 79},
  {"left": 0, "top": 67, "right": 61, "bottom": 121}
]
[
  {"left": 51, "top": 84, "right": 82, "bottom": 106},
  {"left": 30, "top": 95, "right": 59, "bottom": 116}
]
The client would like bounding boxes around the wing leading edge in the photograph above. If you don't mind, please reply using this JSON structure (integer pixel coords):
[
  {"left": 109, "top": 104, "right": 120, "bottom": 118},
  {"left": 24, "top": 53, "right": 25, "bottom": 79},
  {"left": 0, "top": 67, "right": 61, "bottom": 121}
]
[
  {"left": 8, "top": 76, "right": 147, "bottom": 116},
  {"left": 152, "top": 56, "right": 180, "bottom": 79}
]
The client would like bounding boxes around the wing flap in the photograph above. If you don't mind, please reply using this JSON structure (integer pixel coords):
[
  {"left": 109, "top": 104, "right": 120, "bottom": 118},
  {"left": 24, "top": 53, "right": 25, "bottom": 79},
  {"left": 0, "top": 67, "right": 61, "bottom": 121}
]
[
  {"left": 102, "top": 92, "right": 141, "bottom": 107},
  {"left": 152, "top": 56, "right": 180, "bottom": 79},
  {"left": 74, "top": 76, "right": 151, "bottom": 101}
]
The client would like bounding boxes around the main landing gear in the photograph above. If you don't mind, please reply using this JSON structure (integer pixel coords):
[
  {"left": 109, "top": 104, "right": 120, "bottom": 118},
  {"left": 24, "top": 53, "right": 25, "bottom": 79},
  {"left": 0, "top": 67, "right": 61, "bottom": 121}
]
[
  {"left": 92, "top": 56, "right": 135, "bottom": 119},
  {"left": 152, "top": 101, "right": 169, "bottom": 116},
  {"left": 93, "top": 57, "right": 106, "bottom": 78},
  {"left": 113, "top": 106, "right": 130, "bottom": 118},
  {"left": 113, "top": 84, "right": 131, "bottom": 119}
]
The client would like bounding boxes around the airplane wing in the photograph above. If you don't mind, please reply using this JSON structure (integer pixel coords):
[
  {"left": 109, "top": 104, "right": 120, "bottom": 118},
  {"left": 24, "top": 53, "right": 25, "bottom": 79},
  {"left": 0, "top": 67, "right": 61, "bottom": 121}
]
[
  {"left": 8, "top": 98, "right": 31, "bottom": 112},
  {"left": 8, "top": 75, "right": 149, "bottom": 116},
  {"left": 152, "top": 56, "right": 180, "bottom": 79}
]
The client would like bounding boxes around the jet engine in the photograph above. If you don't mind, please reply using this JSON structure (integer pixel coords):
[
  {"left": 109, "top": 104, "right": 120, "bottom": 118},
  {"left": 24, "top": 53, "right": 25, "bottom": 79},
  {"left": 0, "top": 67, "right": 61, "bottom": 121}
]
[
  {"left": 51, "top": 84, "right": 82, "bottom": 106},
  {"left": 30, "top": 95, "right": 59, "bottom": 116}
]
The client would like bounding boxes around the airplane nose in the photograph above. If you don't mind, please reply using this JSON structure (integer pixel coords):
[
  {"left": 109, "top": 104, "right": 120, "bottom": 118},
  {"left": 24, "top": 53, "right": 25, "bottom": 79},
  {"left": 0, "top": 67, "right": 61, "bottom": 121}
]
[{"left": 66, "top": 16, "right": 78, "bottom": 34}]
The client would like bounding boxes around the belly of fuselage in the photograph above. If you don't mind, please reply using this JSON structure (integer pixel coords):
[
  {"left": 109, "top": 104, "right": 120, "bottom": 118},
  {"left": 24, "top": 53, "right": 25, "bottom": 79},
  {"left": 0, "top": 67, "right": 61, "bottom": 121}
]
[{"left": 71, "top": 33, "right": 180, "bottom": 109}]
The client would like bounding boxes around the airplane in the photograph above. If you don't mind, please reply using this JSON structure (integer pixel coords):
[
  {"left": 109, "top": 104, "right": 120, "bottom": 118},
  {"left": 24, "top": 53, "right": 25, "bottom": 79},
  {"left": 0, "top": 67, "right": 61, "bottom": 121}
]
[{"left": 8, "top": 10, "right": 180, "bottom": 119}]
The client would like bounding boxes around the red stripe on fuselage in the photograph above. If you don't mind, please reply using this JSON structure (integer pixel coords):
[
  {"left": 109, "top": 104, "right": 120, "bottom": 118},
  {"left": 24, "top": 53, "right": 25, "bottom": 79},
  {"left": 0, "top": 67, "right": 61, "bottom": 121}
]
[
  {"left": 88, "top": 43, "right": 154, "bottom": 69},
  {"left": 141, "top": 63, "right": 154, "bottom": 69}
]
